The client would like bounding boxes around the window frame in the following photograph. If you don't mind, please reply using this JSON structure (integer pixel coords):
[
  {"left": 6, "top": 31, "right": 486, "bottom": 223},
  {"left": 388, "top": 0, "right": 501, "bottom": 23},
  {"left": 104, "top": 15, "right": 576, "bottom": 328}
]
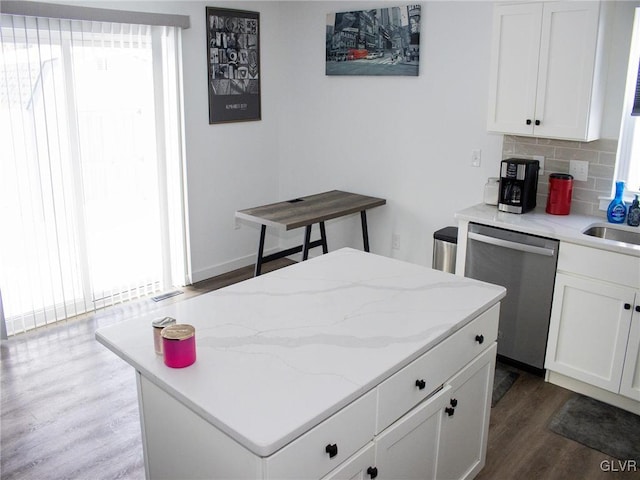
[{"left": 614, "top": 7, "right": 640, "bottom": 197}]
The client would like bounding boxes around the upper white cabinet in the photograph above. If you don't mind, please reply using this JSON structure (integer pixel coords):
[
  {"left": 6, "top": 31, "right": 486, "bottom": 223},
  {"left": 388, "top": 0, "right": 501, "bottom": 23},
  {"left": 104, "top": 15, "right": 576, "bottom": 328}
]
[{"left": 487, "top": 1, "right": 610, "bottom": 141}]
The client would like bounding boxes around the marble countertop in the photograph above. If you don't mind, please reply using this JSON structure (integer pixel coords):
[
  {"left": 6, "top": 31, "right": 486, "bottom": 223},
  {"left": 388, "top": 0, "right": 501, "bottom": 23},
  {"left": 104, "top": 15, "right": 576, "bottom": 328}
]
[
  {"left": 455, "top": 204, "right": 640, "bottom": 257},
  {"left": 96, "top": 248, "right": 505, "bottom": 457}
]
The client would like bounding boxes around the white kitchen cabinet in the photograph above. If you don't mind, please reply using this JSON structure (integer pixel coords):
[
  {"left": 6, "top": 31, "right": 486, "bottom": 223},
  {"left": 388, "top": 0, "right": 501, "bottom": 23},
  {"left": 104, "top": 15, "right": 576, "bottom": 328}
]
[
  {"left": 545, "top": 243, "right": 640, "bottom": 404},
  {"left": 487, "top": 1, "right": 609, "bottom": 141},
  {"left": 136, "top": 303, "right": 501, "bottom": 480},
  {"left": 437, "top": 345, "right": 495, "bottom": 480},
  {"left": 325, "top": 345, "right": 497, "bottom": 480},
  {"left": 545, "top": 273, "right": 635, "bottom": 393},
  {"left": 373, "top": 385, "right": 450, "bottom": 480}
]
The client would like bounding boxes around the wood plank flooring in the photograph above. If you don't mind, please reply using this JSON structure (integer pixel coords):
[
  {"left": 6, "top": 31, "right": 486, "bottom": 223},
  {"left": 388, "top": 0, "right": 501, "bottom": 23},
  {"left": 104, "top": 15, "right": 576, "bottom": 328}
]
[
  {"left": 477, "top": 370, "right": 638, "bottom": 480},
  {"left": 1, "top": 258, "right": 637, "bottom": 479}
]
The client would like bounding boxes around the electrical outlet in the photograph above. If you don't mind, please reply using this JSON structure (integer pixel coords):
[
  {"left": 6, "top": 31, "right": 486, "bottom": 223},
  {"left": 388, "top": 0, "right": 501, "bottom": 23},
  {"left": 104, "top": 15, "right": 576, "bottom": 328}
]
[
  {"left": 569, "top": 160, "right": 589, "bottom": 181},
  {"left": 533, "top": 155, "right": 545, "bottom": 175},
  {"left": 392, "top": 233, "right": 400, "bottom": 250},
  {"left": 471, "top": 149, "right": 481, "bottom": 167}
]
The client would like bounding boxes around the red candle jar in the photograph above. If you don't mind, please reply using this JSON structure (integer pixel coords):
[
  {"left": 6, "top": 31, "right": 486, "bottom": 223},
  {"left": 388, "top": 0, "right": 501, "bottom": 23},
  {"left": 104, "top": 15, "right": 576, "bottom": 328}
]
[{"left": 161, "top": 324, "right": 196, "bottom": 368}]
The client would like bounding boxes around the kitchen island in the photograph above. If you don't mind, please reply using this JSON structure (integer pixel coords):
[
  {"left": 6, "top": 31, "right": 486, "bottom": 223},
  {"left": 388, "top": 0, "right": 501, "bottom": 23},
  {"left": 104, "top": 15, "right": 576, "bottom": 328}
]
[{"left": 96, "top": 248, "right": 505, "bottom": 480}]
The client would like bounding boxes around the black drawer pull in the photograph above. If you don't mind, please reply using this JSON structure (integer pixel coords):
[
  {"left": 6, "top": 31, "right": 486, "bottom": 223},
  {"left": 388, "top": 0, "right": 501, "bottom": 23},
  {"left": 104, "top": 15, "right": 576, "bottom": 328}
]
[
  {"left": 325, "top": 443, "right": 338, "bottom": 458},
  {"left": 636, "top": 305, "right": 640, "bottom": 312},
  {"left": 450, "top": 398, "right": 458, "bottom": 407},
  {"left": 625, "top": 303, "right": 632, "bottom": 310},
  {"left": 535, "top": 120, "right": 541, "bottom": 126},
  {"left": 475, "top": 334, "right": 484, "bottom": 344},
  {"left": 367, "top": 466, "right": 379, "bottom": 479},
  {"left": 445, "top": 407, "right": 455, "bottom": 417},
  {"left": 526, "top": 119, "right": 532, "bottom": 125},
  {"left": 415, "top": 379, "right": 426, "bottom": 390}
]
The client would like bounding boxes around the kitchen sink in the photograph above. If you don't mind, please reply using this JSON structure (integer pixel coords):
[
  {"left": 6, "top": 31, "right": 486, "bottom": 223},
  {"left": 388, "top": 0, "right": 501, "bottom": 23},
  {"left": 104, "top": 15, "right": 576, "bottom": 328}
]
[{"left": 582, "top": 224, "right": 640, "bottom": 246}]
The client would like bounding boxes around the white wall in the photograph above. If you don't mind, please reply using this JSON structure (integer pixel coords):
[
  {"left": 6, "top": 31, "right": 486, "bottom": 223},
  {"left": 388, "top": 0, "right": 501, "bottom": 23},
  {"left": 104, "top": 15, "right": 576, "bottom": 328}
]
[
  {"left": 30, "top": 0, "right": 638, "bottom": 279},
  {"left": 276, "top": 1, "right": 504, "bottom": 266}
]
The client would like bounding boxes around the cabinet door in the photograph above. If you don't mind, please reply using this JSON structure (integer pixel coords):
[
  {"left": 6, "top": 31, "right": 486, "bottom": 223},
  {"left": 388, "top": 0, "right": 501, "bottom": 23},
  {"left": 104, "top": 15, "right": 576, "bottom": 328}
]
[
  {"left": 437, "top": 344, "right": 496, "bottom": 480},
  {"left": 374, "top": 385, "right": 451, "bottom": 480},
  {"left": 534, "top": 1, "right": 601, "bottom": 140},
  {"left": 620, "top": 299, "right": 640, "bottom": 401},
  {"left": 486, "top": 3, "right": 542, "bottom": 135},
  {"left": 545, "top": 273, "right": 635, "bottom": 393}
]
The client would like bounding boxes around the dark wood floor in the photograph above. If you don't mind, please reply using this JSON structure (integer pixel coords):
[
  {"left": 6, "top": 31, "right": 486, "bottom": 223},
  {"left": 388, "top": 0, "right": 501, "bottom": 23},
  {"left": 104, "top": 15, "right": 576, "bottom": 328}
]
[{"left": 1, "top": 258, "right": 636, "bottom": 479}]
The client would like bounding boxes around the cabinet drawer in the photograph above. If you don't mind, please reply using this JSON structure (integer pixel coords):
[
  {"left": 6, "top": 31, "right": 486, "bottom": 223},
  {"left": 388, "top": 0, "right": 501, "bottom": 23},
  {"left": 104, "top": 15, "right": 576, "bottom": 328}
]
[
  {"left": 376, "top": 303, "right": 499, "bottom": 433},
  {"left": 557, "top": 242, "right": 640, "bottom": 287},
  {"left": 264, "top": 389, "right": 376, "bottom": 480}
]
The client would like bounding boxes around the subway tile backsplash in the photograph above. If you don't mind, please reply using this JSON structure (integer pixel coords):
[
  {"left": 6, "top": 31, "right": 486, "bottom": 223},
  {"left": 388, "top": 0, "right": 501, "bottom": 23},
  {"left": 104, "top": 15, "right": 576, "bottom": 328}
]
[{"left": 502, "top": 135, "right": 618, "bottom": 217}]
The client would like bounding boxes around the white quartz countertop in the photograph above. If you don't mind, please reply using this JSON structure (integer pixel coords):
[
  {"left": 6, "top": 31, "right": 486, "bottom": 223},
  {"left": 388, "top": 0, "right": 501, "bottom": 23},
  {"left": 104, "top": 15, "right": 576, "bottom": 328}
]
[
  {"left": 96, "top": 248, "right": 505, "bottom": 457},
  {"left": 455, "top": 204, "right": 640, "bottom": 257}
]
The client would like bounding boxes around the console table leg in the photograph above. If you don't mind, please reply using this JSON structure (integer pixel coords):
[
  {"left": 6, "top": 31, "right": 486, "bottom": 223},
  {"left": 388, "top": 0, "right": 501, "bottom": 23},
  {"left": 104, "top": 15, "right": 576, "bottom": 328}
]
[
  {"left": 255, "top": 225, "right": 267, "bottom": 276},
  {"left": 302, "top": 225, "right": 312, "bottom": 260},
  {"left": 361, "top": 211, "right": 370, "bottom": 252},
  {"left": 319, "top": 222, "right": 328, "bottom": 254}
]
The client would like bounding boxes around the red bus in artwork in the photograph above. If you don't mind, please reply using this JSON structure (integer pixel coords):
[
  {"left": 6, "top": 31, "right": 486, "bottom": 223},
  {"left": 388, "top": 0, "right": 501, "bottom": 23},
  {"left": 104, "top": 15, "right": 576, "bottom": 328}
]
[{"left": 347, "top": 49, "right": 368, "bottom": 60}]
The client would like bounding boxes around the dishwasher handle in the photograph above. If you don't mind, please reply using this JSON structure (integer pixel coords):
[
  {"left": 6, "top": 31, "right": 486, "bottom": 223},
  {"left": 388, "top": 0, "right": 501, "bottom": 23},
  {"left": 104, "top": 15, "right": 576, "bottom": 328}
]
[{"left": 468, "top": 231, "right": 556, "bottom": 257}]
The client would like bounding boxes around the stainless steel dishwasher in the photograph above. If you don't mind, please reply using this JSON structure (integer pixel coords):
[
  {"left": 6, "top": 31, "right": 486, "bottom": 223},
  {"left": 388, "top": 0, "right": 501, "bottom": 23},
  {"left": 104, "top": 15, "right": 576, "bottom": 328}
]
[{"left": 464, "top": 222, "right": 559, "bottom": 373}]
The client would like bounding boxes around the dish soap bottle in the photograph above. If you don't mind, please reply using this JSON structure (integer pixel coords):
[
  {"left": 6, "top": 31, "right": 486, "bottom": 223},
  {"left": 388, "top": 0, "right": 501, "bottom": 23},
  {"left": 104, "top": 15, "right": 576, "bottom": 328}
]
[
  {"left": 607, "top": 181, "right": 626, "bottom": 223},
  {"left": 628, "top": 194, "right": 640, "bottom": 227}
]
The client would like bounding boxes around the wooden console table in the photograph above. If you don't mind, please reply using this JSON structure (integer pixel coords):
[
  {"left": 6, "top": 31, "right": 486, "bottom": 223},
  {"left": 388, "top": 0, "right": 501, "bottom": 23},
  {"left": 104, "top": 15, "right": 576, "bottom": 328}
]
[{"left": 235, "top": 190, "right": 386, "bottom": 276}]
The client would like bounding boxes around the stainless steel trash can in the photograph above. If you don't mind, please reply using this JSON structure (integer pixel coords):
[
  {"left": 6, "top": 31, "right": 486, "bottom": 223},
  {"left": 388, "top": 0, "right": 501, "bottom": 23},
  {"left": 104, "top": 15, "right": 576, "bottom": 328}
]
[{"left": 432, "top": 226, "right": 458, "bottom": 273}]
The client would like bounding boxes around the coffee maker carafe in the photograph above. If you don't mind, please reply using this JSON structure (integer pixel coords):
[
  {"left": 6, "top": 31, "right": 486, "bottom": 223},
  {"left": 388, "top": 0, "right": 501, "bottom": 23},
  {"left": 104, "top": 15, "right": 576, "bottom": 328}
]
[{"left": 498, "top": 158, "right": 539, "bottom": 214}]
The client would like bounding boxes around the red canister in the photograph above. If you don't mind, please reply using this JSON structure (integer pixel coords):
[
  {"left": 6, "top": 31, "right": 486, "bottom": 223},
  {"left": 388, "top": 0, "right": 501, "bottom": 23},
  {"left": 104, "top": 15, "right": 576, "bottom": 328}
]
[
  {"left": 161, "top": 324, "right": 196, "bottom": 368},
  {"left": 546, "top": 173, "right": 574, "bottom": 215}
]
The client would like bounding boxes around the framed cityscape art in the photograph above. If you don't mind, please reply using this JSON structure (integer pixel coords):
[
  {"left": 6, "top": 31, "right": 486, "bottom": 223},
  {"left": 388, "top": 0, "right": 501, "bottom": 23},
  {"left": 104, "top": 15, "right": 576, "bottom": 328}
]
[
  {"left": 206, "top": 7, "right": 261, "bottom": 124},
  {"left": 326, "top": 5, "right": 421, "bottom": 76}
]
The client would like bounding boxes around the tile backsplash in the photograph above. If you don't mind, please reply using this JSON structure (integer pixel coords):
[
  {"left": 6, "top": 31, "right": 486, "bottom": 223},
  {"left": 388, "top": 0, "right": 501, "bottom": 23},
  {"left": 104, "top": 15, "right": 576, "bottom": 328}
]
[{"left": 502, "top": 135, "right": 618, "bottom": 217}]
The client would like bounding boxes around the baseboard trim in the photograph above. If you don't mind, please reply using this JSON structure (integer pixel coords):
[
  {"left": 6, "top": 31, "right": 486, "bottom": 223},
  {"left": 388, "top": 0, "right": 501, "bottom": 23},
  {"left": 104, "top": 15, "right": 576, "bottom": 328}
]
[
  {"left": 546, "top": 371, "right": 640, "bottom": 415},
  {"left": 190, "top": 247, "right": 283, "bottom": 284}
]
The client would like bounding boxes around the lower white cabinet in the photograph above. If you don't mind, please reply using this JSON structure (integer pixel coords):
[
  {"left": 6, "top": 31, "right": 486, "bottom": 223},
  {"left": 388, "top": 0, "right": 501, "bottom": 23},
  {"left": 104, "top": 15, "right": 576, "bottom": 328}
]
[
  {"left": 437, "top": 345, "right": 495, "bottom": 480},
  {"left": 545, "top": 243, "right": 640, "bottom": 404},
  {"left": 545, "top": 273, "right": 636, "bottom": 393},
  {"left": 138, "top": 304, "right": 500, "bottom": 480},
  {"left": 324, "top": 344, "right": 497, "bottom": 480},
  {"left": 373, "top": 384, "right": 450, "bottom": 480}
]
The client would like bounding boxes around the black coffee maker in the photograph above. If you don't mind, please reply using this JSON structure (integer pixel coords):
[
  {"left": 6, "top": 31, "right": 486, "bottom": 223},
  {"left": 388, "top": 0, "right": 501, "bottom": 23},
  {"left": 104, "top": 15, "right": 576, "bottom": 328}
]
[{"left": 498, "top": 158, "right": 539, "bottom": 214}]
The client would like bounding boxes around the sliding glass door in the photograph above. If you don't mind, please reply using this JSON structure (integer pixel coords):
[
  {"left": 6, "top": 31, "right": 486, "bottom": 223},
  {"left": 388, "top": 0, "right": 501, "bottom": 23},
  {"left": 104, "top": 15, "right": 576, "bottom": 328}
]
[{"left": 0, "top": 15, "right": 187, "bottom": 335}]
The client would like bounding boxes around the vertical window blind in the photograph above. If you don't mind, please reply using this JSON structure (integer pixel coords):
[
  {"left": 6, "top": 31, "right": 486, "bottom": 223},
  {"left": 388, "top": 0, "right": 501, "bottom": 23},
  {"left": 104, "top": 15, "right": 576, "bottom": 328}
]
[{"left": 0, "top": 12, "right": 188, "bottom": 336}]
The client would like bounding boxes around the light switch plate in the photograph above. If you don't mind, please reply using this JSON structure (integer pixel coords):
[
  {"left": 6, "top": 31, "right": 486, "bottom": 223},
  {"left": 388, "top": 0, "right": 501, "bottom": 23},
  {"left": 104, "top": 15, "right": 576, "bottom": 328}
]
[
  {"left": 569, "top": 160, "right": 589, "bottom": 181},
  {"left": 471, "top": 149, "right": 481, "bottom": 167}
]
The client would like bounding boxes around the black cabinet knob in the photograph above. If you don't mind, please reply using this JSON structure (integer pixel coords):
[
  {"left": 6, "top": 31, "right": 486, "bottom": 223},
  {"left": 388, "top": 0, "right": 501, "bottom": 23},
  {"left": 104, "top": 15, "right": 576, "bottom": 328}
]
[
  {"left": 450, "top": 398, "right": 458, "bottom": 407},
  {"left": 325, "top": 443, "right": 338, "bottom": 458},
  {"left": 475, "top": 334, "right": 484, "bottom": 344},
  {"left": 415, "top": 379, "right": 426, "bottom": 390},
  {"left": 526, "top": 119, "right": 532, "bottom": 125},
  {"left": 635, "top": 305, "right": 640, "bottom": 312},
  {"left": 625, "top": 303, "right": 632, "bottom": 310},
  {"left": 535, "top": 120, "right": 541, "bottom": 126},
  {"left": 445, "top": 407, "right": 455, "bottom": 417},
  {"left": 367, "top": 466, "right": 379, "bottom": 479}
]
